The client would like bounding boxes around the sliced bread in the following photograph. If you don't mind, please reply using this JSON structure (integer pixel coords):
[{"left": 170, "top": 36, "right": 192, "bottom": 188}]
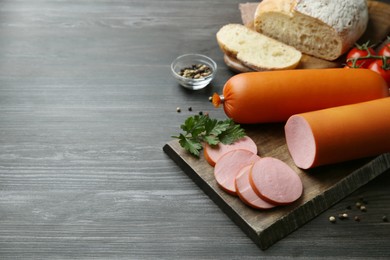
[
  {"left": 254, "top": 0, "right": 369, "bottom": 61},
  {"left": 216, "top": 24, "right": 302, "bottom": 71}
]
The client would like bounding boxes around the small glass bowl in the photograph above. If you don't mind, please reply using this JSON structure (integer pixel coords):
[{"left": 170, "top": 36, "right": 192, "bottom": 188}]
[{"left": 171, "top": 54, "right": 217, "bottom": 90}]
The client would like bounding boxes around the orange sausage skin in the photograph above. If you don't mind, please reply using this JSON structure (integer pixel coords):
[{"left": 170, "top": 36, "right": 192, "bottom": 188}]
[
  {"left": 285, "top": 97, "right": 390, "bottom": 169},
  {"left": 218, "top": 69, "right": 389, "bottom": 123}
]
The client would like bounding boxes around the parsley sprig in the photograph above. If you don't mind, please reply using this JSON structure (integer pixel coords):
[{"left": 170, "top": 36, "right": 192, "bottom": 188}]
[{"left": 172, "top": 115, "right": 246, "bottom": 157}]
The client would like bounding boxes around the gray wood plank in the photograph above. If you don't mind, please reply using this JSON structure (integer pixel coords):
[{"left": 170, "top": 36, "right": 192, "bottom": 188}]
[{"left": 0, "top": 0, "right": 389, "bottom": 258}]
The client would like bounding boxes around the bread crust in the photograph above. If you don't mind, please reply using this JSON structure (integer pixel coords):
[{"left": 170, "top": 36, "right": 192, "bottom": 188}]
[
  {"left": 254, "top": 0, "right": 369, "bottom": 60},
  {"left": 256, "top": 0, "right": 292, "bottom": 15}
]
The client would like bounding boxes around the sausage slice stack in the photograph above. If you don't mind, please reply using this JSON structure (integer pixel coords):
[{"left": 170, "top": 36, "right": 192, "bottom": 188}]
[{"left": 205, "top": 136, "right": 303, "bottom": 210}]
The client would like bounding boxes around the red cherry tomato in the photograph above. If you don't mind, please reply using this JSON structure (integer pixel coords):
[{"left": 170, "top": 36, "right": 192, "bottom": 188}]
[
  {"left": 346, "top": 43, "right": 376, "bottom": 68},
  {"left": 368, "top": 59, "right": 390, "bottom": 87},
  {"left": 378, "top": 43, "right": 390, "bottom": 58}
]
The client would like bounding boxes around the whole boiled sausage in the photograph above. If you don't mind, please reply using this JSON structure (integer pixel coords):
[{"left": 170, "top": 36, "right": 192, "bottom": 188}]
[
  {"left": 212, "top": 69, "right": 389, "bottom": 123},
  {"left": 285, "top": 97, "right": 390, "bottom": 169}
]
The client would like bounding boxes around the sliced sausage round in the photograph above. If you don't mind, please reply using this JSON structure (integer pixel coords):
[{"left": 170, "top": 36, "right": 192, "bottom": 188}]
[
  {"left": 235, "top": 165, "right": 276, "bottom": 209},
  {"left": 249, "top": 157, "right": 303, "bottom": 205},
  {"left": 204, "top": 136, "right": 257, "bottom": 167},
  {"left": 284, "top": 115, "right": 316, "bottom": 169},
  {"left": 214, "top": 149, "right": 260, "bottom": 196}
]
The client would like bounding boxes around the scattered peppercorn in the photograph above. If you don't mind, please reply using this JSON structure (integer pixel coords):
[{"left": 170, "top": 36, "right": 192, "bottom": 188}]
[
  {"left": 188, "top": 107, "right": 192, "bottom": 111},
  {"left": 179, "top": 64, "right": 212, "bottom": 79},
  {"left": 338, "top": 213, "right": 349, "bottom": 220},
  {"left": 176, "top": 107, "right": 181, "bottom": 113},
  {"left": 208, "top": 96, "right": 213, "bottom": 102},
  {"left": 327, "top": 198, "right": 384, "bottom": 225},
  {"left": 199, "top": 111, "right": 203, "bottom": 115}
]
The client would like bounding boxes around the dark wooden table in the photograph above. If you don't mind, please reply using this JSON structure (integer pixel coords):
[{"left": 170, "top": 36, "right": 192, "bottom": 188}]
[{"left": 1, "top": 0, "right": 389, "bottom": 258}]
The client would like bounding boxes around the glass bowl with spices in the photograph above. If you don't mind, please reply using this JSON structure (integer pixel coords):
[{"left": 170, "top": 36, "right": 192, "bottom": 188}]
[{"left": 171, "top": 53, "right": 217, "bottom": 90}]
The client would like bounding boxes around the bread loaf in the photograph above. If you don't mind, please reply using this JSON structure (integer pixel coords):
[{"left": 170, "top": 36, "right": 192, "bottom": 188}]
[
  {"left": 254, "top": 0, "right": 369, "bottom": 61},
  {"left": 216, "top": 24, "right": 302, "bottom": 71}
]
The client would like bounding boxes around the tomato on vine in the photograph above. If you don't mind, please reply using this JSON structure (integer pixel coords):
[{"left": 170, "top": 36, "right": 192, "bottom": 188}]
[
  {"left": 344, "top": 38, "right": 390, "bottom": 87},
  {"left": 346, "top": 41, "right": 376, "bottom": 68},
  {"left": 368, "top": 59, "right": 390, "bottom": 87},
  {"left": 378, "top": 42, "right": 390, "bottom": 59}
]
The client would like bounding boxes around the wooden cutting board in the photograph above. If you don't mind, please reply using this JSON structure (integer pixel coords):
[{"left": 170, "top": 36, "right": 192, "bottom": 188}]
[
  {"left": 164, "top": 132, "right": 390, "bottom": 250},
  {"left": 226, "top": 0, "right": 390, "bottom": 72},
  {"left": 164, "top": 0, "right": 390, "bottom": 250}
]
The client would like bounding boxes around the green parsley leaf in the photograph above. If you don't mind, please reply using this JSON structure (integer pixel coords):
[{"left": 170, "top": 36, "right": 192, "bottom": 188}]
[
  {"left": 177, "top": 133, "right": 203, "bottom": 157},
  {"left": 203, "top": 135, "right": 219, "bottom": 146},
  {"left": 205, "top": 118, "right": 231, "bottom": 137},
  {"left": 172, "top": 115, "right": 246, "bottom": 157},
  {"left": 219, "top": 123, "right": 246, "bottom": 144}
]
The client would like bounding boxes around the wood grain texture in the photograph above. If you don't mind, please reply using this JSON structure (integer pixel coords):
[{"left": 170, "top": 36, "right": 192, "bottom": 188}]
[{"left": 0, "top": 0, "right": 389, "bottom": 258}]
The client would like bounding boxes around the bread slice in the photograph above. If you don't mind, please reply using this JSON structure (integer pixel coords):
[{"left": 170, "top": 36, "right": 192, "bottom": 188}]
[
  {"left": 216, "top": 24, "right": 302, "bottom": 71},
  {"left": 254, "top": 0, "right": 369, "bottom": 61}
]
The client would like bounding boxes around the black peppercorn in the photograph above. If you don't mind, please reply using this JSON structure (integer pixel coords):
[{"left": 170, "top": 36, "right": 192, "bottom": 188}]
[{"left": 179, "top": 63, "right": 212, "bottom": 79}]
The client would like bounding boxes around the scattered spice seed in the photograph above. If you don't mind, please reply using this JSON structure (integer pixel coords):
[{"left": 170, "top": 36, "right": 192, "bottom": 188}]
[
  {"left": 329, "top": 216, "right": 336, "bottom": 223},
  {"left": 188, "top": 107, "right": 192, "bottom": 111},
  {"left": 383, "top": 215, "right": 388, "bottom": 222},
  {"left": 338, "top": 213, "right": 349, "bottom": 220},
  {"left": 360, "top": 205, "right": 367, "bottom": 212},
  {"left": 346, "top": 205, "right": 352, "bottom": 210},
  {"left": 208, "top": 96, "right": 213, "bottom": 102},
  {"left": 176, "top": 107, "right": 181, "bottom": 113},
  {"left": 356, "top": 202, "right": 362, "bottom": 208},
  {"left": 354, "top": 216, "right": 361, "bottom": 222}
]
